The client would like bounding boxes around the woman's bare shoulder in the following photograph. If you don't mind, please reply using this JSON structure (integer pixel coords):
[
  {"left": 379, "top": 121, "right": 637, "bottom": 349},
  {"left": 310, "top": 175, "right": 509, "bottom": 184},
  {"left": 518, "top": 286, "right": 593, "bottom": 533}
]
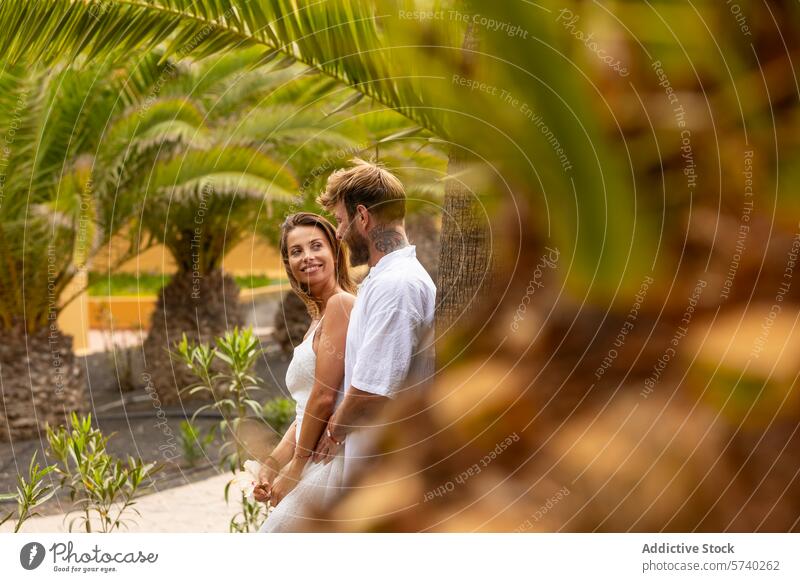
[
  {"left": 326, "top": 291, "right": 356, "bottom": 315},
  {"left": 316, "top": 293, "right": 355, "bottom": 349}
]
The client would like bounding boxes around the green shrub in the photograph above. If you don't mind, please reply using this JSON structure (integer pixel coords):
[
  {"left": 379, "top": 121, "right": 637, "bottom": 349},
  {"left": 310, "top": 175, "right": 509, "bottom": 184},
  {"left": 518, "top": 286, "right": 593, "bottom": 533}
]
[
  {"left": 88, "top": 272, "right": 280, "bottom": 296},
  {"left": 0, "top": 452, "right": 57, "bottom": 533},
  {"left": 262, "top": 398, "right": 295, "bottom": 436},
  {"left": 175, "top": 327, "right": 265, "bottom": 471},
  {"left": 46, "top": 413, "right": 157, "bottom": 532},
  {"left": 178, "top": 420, "right": 216, "bottom": 468}
]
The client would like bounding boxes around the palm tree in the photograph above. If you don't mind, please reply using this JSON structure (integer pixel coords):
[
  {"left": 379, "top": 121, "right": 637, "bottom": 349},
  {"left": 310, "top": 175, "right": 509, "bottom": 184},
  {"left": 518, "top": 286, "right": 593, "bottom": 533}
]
[
  {"left": 0, "top": 1, "right": 678, "bottom": 529},
  {"left": 138, "top": 144, "right": 298, "bottom": 404},
  {"left": 0, "top": 55, "right": 179, "bottom": 440},
  {"left": 121, "top": 50, "right": 307, "bottom": 403},
  {"left": 434, "top": 19, "right": 490, "bottom": 337},
  {"left": 129, "top": 47, "right": 443, "bottom": 403},
  {"left": 0, "top": 0, "right": 647, "bottom": 302}
]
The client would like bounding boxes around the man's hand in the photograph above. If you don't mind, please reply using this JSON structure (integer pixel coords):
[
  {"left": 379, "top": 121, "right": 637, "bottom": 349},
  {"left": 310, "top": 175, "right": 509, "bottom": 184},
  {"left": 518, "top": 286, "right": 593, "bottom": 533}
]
[
  {"left": 313, "top": 421, "right": 344, "bottom": 465},
  {"left": 270, "top": 460, "right": 304, "bottom": 506},
  {"left": 253, "top": 459, "right": 279, "bottom": 504}
]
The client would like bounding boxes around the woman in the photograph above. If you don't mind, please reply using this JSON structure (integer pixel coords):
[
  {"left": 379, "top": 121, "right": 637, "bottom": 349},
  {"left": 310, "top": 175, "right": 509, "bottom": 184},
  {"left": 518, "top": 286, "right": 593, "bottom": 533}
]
[{"left": 255, "top": 212, "right": 356, "bottom": 532}]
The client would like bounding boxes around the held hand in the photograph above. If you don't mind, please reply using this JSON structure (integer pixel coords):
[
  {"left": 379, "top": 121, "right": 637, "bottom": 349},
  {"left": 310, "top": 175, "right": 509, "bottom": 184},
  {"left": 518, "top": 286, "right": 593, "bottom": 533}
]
[
  {"left": 253, "top": 459, "right": 279, "bottom": 504},
  {"left": 313, "top": 422, "right": 344, "bottom": 465},
  {"left": 269, "top": 460, "right": 304, "bottom": 507}
]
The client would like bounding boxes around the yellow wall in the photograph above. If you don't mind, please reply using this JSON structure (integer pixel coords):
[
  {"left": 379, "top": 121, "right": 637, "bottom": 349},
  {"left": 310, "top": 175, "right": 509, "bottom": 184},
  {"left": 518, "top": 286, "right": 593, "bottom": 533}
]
[
  {"left": 57, "top": 270, "right": 89, "bottom": 353},
  {"left": 91, "top": 231, "right": 286, "bottom": 279},
  {"left": 62, "top": 232, "right": 287, "bottom": 353},
  {"left": 86, "top": 284, "right": 285, "bottom": 332}
]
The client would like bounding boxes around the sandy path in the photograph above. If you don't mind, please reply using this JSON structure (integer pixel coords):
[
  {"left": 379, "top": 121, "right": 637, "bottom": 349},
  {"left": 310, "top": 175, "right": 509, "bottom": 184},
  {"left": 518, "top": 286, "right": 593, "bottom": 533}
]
[{"left": 1, "top": 472, "right": 243, "bottom": 533}]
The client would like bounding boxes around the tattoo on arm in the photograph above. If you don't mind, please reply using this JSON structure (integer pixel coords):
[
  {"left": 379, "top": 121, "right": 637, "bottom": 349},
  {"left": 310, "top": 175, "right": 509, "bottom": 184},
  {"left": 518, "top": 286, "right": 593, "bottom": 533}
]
[{"left": 369, "top": 223, "right": 407, "bottom": 254}]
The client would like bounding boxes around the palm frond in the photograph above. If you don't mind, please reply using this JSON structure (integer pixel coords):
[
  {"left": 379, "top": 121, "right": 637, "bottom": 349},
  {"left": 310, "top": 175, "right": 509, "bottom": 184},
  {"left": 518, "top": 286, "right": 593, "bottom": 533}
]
[
  {"left": 139, "top": 144, "right": 298, "bottom": 273},
  {"left": 0, "top": 0, "right": 448, "bottom": 134},
  {"left": 162, "top": 172, "right": 295, "bottom": 204},
  {"left": 148, "top": 145, "right": 297, "bottom": 193}
]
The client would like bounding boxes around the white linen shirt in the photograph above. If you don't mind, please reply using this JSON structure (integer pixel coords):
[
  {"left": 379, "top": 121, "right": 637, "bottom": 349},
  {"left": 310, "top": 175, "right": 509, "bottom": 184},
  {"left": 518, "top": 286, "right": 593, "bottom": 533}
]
[{"left": 342, "top": 245, "right": 436, "bottom": 480}]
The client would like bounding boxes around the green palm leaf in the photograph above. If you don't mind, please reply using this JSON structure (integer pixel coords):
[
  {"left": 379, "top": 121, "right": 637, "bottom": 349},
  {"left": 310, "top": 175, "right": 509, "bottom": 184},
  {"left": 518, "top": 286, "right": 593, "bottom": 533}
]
[
  {"left": 0, "top": 0, "right": 444, "bottom": 133},
  {"left": 0, "top": 0, "right": 651, "bottom": 300}
]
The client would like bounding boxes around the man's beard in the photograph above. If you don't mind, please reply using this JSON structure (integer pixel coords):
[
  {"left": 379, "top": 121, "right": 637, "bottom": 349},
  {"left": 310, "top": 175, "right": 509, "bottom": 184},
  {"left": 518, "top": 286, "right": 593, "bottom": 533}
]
[{"left": 346, "top": 228, "right": 370, "bottom": 267}]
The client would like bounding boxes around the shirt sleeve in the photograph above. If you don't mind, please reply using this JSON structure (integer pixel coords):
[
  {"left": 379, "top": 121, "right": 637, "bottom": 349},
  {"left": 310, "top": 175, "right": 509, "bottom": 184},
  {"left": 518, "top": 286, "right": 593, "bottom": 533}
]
[{"left": 350, "top": 278, "right": 424, "bottom": 398}]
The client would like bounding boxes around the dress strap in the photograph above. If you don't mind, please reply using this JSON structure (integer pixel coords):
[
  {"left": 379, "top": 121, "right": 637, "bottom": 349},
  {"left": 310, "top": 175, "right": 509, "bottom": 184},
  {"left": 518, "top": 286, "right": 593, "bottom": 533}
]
[
  {"left": 312, "top": 314, "right": 325, "bottom": 338},
  {"left": 304, "top": 315, "right": 325, "bottom": 343}
]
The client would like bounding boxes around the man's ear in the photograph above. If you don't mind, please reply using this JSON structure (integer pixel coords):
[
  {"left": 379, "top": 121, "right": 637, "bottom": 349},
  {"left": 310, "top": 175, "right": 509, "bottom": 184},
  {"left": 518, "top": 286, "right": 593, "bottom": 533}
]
[{"left": 356, "top": 204, "right": 370, "bottom": 229}]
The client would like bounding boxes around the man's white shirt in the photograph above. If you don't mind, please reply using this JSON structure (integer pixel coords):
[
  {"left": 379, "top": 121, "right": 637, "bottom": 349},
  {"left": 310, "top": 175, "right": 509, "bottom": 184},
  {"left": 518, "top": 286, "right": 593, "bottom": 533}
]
[{"left": 342, "top": 245, "right": 436, "bottom": 481}]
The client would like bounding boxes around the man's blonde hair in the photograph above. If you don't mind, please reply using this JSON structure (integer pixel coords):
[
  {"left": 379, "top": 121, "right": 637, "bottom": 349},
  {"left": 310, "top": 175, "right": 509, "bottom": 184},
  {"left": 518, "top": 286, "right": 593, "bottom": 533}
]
[{"left": 317, "top": 158, "right": 406, "bottom": 221}]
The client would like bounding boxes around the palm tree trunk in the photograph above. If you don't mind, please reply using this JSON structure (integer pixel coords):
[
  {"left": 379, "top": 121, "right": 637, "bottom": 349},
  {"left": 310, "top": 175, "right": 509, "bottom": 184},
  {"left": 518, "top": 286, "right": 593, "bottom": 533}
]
[
  {"left": 434, "top": 149, "right": 494, "bottom": 335},
  {"left": 434, "top": 21, "right": 494, "bottom": 336},
  {"left": 143, "top": 268, "right": 244, "bottom": 405},
  {"left": 0, "top": 326, "right": 84, "bottom": 441}
]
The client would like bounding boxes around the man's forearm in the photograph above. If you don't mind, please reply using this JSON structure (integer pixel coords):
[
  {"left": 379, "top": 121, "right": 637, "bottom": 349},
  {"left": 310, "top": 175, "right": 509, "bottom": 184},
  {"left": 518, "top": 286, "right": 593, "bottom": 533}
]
[{"left": 329, "top": 386, "right": 388, "bottom": 440}]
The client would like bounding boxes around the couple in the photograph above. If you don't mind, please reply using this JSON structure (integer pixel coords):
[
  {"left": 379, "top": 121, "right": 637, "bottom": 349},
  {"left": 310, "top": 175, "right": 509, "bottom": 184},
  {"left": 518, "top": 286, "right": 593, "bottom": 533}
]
[{"left": 255, "top": 158, "right": 436, "bottom": 532}]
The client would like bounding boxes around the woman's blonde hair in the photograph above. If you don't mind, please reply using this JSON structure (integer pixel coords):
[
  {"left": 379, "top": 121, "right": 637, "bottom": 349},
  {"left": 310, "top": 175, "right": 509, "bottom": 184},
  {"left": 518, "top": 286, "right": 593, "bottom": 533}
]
[{"left": 279, "top": 212, "right": 356, "bottom": 318}]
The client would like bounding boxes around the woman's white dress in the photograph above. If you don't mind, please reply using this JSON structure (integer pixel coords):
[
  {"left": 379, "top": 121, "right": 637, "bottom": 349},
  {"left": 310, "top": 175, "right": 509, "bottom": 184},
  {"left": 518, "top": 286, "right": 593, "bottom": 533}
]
[{"left": 260, "top": 318, "right": 345, "bottom": 532}]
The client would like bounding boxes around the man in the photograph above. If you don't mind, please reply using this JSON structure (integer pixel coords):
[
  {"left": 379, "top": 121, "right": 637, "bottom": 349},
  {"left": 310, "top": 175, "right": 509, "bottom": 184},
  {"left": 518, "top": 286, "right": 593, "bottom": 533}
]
[{"left": 312, "top": 158, "right": 436, "bottom": 483}]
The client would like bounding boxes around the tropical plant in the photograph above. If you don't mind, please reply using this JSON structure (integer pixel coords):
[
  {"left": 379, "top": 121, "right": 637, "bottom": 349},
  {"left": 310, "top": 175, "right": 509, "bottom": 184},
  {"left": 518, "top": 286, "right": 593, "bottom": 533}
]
[
  {"left": 178, "top": 420, "right": 217, "bottom": 468},
  {"left": 132, "top": 47, "right": 433, "bottom": 403},
  {"left": 176, "top": 327, "right": 275, "bottom": 532},
  {"left": 0, "top": 452, "right": 57, "bottom": 532},
  {"left": 226, "top": 460, "right": 268, "bottom": 532},
  {"left": 261, "top": 397, "right": 295, "bottom": 436},
  {"left": 175, "top": 326, "right": 265, "bottom": 471},
  {"left": 46, "top": 413, "right": 157, "bottom": 532},
  {"left": 0, "top": 2, "right": 451, "bottom": 415},
  {"left": 0, "top": 0, "right": 647, "bottom": 300},
  {"left": 0, "top": 54, "right": 187, "bottom": 440},
  {"left": 227, "top": 493, "right": 267, "bottom": 533},
  {"left": 8, "top": 0, "right": 794, "bottom": 533}
]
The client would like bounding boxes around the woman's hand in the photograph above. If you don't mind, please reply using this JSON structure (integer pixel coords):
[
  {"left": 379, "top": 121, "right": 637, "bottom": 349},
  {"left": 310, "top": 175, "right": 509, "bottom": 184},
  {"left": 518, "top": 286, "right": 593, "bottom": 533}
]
[
  {"left": 313, "top": 421, "right": 344, "bottom": 464},
  {"left": 269, "top": 458, "right": 306, "bottom": 507},
  {"left": 253, "top": 458, "right": 280, "bottom": 504}
]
